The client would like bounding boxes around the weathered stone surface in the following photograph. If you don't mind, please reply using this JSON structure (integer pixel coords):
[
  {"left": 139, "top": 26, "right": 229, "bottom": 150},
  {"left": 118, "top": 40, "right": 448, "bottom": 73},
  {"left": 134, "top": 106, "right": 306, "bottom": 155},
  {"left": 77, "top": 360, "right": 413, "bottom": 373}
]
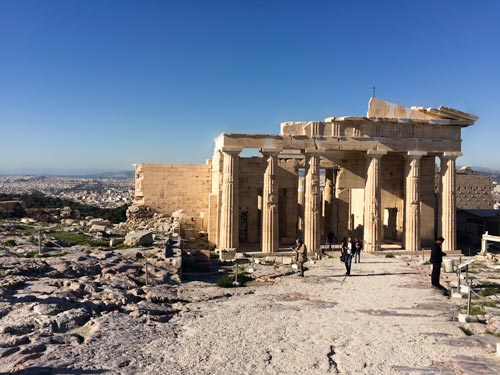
[
  {"left": 89, "top": 224, "right": 106, "bottom": 233},
  {"left": 0, "top": 335, "right": 30, "bottom": 348},
  {"left": 109, "top": 237, "right": 124, "bottom": 247},
  {"left": 486, "top": 315, "right": 500, "bottom": 335},
  {"left": 87, "top": 218, "right": 110, "bottom": 227},
  {"left": 53, "top": 308, "right": 92, "bottom": 333}
]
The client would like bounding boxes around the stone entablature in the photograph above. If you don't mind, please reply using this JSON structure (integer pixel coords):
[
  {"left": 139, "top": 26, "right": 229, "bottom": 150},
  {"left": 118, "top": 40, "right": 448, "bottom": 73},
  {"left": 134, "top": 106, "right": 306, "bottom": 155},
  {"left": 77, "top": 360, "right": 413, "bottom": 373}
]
[{"left": 279, "top": 97, "right": 476, "bottom": 141}]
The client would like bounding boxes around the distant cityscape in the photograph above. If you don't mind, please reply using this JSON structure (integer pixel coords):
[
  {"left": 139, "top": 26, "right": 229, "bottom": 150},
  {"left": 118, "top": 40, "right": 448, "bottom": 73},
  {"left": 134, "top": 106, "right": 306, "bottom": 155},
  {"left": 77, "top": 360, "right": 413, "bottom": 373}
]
[{"left": 0, "top": 175, "right": 134, "bottom": 208}]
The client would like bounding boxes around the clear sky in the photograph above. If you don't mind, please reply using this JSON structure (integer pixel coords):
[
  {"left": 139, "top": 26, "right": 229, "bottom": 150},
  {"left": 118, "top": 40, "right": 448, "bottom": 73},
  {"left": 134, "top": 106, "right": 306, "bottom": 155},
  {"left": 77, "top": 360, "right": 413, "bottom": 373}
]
[{"left": 1, "top": 0, "right": 499, "bottom": 174}]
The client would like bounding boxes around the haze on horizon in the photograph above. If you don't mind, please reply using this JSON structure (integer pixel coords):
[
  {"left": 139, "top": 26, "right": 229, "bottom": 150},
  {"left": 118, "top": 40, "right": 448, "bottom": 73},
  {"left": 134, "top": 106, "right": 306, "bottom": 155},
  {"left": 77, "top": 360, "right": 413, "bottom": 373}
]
[{"left": 1, "top": 0, "right": 499, "bottom": 174}]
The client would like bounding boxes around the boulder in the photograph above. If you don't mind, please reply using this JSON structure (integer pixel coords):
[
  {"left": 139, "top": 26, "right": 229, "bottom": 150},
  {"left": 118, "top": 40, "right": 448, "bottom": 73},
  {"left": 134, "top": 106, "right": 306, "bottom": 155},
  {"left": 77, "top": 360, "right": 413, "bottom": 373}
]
[
  {"left": 124, "top": 231, "right": 153, "bottom": 247},
  {"left": 60, "top": 206, "right": 72, "bottom": 219},
  {"left": 90, "top": 224, "right": 107, "bottom": 233},
  {"left": 88, "top": 219, "right": 110, "bottom": 227},
  {"left": 109, "top": 238, "right": 124, "bottom": 247}
]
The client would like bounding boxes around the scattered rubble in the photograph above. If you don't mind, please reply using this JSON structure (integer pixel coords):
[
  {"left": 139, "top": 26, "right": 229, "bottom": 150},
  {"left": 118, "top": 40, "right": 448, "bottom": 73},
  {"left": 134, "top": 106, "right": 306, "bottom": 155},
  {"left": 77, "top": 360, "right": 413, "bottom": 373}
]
[{"left": 0, "top": 217, "right": 183, "bottom": 373}]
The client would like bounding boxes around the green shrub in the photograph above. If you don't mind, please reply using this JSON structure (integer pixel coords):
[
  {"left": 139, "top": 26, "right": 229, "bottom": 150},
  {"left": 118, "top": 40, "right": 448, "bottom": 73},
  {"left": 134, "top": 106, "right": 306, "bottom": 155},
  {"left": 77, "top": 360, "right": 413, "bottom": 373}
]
[
  {"left": 3, "top": 239, "right": 16, "bottom": 247},
  {"left": 461, "top": 304, "right": 485, "bottom": 316},
  {"left": 45, "top": 231, "right": 108, "bottom": 247},
  {"left": 479, "top": 287, "right": 500, "bottom": 297},
  {"left": 217, "top": 272, "right": 253, "bottom": 288},
  {"left": 385, "top": 254, "right": 395, "bottom": 258},
  {"left": 459, "top": 326, "right": 473, "bottom": 336}
]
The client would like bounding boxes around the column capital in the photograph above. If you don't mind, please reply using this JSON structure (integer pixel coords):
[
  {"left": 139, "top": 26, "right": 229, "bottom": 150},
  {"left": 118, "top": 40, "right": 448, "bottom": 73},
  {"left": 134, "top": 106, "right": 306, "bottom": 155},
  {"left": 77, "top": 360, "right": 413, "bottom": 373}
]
[
  {"left": 260, "top": 148, "right": 282, "bottom": 156},
  {"left": 407, "top": 151, "right": 427, "bottom": 157},
  {"left": 221, "top": 147, "right": 242, "bottom": 155},
  {"left": 304, "top": 149, "right": 323, "bottom": 156},
  {"left": 367, "top": 150, "right": 387, "bottom": 158},
  {"left": 441, "top": 151, "right": 462, "bottom": 159},
  {"left": 406, "top": 151, "right": 427, "bottom": 160}
]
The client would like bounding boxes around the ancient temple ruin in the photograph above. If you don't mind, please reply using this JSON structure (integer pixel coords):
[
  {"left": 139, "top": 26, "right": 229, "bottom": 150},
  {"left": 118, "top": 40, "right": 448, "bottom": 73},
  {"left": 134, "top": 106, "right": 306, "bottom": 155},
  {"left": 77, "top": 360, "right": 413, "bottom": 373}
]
[{"left": 133, "top": 98, "right": 478, "bottom": 254}]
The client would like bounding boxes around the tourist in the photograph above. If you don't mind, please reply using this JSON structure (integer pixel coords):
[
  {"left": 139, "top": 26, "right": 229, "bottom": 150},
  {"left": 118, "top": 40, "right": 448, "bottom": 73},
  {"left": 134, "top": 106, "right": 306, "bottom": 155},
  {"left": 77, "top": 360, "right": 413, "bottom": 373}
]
[
  {"left": 315, "top": 242, "right": 323, "bottom": 261},
  {"left": 295, "top": 238, "right": 307, "bottom": 277},
  {"left": 341, "top": 236, "right": 354, "bottom": 276},
  {"left": 353, "top": 237, "right": 363, "bottom": 263},
  {"left": 430, "top": 236, "right": 447, "bottom": 294},
  {"left": 327, "top": 230, "right": 336, "bottom": 251}
]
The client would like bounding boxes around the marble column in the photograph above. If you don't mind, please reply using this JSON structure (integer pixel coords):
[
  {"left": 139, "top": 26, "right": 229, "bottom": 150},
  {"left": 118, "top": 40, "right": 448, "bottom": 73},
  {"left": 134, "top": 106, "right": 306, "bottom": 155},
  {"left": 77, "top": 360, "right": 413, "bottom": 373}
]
[
  {"left": 324, "top": 169, "right": 335, "bottom": 235},
  {"left": 440, "top": 152, "right": 461, "bottom": 252},
  {"left": 304, "top": 152, "right": 321, "bottom": 256},
  {"left": 218, "top": 147, "right": 241, "bottom": 249},
  {"left": 404, "top": 151, "right": 426, "bottom": 252},
  {"left": 261, "top": 149, "right": 280, "bottom": 253},
  {"left": 364, "top": 150, "right": 386, "bottom": 252},
  {"left": 297, "top": 176, "right": 305, "bottom": 235}
]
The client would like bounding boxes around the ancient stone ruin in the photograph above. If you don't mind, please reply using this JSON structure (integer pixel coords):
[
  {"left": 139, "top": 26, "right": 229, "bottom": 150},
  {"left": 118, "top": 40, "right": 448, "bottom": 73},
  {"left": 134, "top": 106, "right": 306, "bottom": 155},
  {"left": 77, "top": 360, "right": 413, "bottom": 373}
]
[{"left": 133, "top": 98, "right": 478, "bottom": 255}]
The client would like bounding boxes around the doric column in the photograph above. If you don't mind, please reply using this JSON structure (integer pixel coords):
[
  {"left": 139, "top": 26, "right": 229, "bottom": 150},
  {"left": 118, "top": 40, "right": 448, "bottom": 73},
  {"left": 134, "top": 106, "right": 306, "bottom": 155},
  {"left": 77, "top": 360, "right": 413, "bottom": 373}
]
[
  {"left": 440, "top": 152, "right": 461, "bottom": 252},
  {"left": 364, "top": 150, "right": 386, "bottom": 252},
  {"left": 404, "top": 151, "right": 426, "bottom": 252},
  {"left": 304, "top": 151, "right": 321, "bottom": 256},
  {"left": 261, "top": 149, "right": 281, "bottom": 253},
  {"left": 218, "top": 147, "right": 242, "bottom": 249}
]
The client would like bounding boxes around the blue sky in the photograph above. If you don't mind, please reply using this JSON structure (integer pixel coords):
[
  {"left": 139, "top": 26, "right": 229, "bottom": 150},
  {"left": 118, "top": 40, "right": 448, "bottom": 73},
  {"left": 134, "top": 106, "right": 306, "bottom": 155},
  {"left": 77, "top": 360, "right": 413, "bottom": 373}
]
[{"left": 0, "top": 0, "right": 499, "bottom": 174}]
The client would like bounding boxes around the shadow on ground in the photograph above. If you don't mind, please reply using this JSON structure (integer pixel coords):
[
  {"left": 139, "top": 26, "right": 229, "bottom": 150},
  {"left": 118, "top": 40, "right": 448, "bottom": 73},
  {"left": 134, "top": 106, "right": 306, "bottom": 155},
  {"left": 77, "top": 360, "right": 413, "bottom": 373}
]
[{"left": 2, "top": 367, "right": 110, "bottom": 375}]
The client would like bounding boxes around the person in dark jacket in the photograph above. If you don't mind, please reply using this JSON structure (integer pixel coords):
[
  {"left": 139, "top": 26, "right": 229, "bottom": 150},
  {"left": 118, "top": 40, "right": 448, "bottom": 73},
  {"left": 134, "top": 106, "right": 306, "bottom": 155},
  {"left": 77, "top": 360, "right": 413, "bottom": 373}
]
[
  {"left": 430, "top": 236, "right": 447, "bottom": 293},
  {"left": 353, "top": 237, "right": 363, "bottom": 263},
  {"left": 327, "top": 231, "right": 336, "bottom": 251}
]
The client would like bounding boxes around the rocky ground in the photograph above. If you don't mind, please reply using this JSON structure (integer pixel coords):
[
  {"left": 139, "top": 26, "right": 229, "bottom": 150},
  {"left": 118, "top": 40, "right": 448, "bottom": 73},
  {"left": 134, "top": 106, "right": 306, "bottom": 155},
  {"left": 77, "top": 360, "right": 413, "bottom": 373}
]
[{"left": 1, "top": 243, "right": 500, "bottom": 375}]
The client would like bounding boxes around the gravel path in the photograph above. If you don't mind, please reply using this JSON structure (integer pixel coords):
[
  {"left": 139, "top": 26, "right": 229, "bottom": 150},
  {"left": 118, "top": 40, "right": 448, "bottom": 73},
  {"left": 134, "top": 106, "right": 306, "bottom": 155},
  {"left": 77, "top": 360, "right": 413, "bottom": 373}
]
[{"left": 10, "top": 253, "right": 500, "bottom": 374}]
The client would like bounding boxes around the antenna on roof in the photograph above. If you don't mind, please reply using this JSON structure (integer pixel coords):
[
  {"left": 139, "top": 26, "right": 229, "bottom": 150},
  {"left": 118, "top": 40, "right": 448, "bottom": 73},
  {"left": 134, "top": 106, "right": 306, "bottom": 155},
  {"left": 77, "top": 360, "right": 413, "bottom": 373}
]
[{"left": 372, "top": 86, "right": 376, "bottom": 98}]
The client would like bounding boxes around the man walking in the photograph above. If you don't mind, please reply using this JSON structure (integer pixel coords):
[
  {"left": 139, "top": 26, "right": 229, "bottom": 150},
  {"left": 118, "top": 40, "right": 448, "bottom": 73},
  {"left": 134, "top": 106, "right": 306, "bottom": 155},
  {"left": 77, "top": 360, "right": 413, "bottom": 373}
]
[
  {"left": 430, "top": 236, "right": 447, "bottom": 295},
  {"left": 295, "top": 238, "right": 307, "bottom": 277}
]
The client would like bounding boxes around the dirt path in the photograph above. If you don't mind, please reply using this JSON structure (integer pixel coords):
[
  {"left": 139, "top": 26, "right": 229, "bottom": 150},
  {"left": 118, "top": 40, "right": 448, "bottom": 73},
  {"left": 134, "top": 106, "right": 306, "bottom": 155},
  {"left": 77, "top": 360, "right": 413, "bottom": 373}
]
[
  {"left": 9, "top": 253, "right": 500, "bottom": 374},
  {"left": 143, "top": 253, "right": 500, "bottom": 375}
]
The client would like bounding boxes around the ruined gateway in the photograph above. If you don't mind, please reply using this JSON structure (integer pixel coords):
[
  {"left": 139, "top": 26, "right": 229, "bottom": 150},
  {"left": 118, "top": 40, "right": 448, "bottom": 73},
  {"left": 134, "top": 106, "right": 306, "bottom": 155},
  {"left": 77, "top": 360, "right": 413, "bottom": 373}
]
[{"left": 133, "top": 98, "right": 478, "bottom": 255}]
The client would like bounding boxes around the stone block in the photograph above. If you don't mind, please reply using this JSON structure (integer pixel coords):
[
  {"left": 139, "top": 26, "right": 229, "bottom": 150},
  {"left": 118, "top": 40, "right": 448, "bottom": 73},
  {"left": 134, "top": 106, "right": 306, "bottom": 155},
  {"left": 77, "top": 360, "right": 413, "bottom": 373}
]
[
  {"left": 219, "top": 248, "right": 236, "bottom": 261},
  {"left": 460, "top": 285, "right": 470, "bottom": 293},
  {"left": 443, "top": 259, "right": 454, "bottom": 272}
]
